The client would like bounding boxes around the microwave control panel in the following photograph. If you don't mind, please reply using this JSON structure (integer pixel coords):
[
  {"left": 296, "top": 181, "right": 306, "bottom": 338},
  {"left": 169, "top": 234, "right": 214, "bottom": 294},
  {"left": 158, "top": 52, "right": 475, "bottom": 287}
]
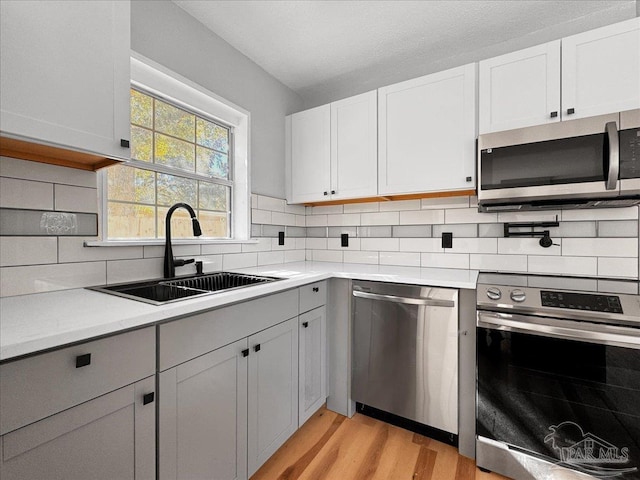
[{"left": 620, "top": 127, "right": 640, "bottom": 179}]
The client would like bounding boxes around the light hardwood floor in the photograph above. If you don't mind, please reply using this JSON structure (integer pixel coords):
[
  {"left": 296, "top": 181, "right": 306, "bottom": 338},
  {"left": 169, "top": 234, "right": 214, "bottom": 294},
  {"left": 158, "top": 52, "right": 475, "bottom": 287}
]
[{"left": 251, "top": 407, "right": 510, "bottom": 480}]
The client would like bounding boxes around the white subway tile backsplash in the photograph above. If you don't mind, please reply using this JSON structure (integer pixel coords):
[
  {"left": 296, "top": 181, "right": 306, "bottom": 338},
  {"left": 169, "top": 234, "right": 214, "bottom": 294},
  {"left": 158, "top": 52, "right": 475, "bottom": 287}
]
[
  {"left": 528, "top": 256, "right": 597, "bottom": 276},
  {"left": 242, "top": 237, "right": 272, "bottom": 252},
  {"left": 399, "top": 238, "right": 442, "bottom": 253},
  {"left": 328, "top": 226, "right": 358, "bottom": 238},
  {"left": 598, "top": 220, "right": 638, "bottom": 237},
  {"left": 498, "top": 238, "right": 560, "bottom": 256},
  {"left": 380, "top": 251, "right": 420, "bottom": 266},
  {"left": 562, "top": 207, "right": 639, "bottom": 221},
  {"left": 201, "top": 243, "right": 242, "bottom": 255},
  {"left": 54, "top": 185, "right": 97, "bottom": 213},
  {"left": 251, "top": 194, "right": 258, "bottom": 209},
  {"left": 306, "top": 215, "right": 328, "bottom": 227},
  {"left": 311, "top": 205, "right": 343, "bottom": 215},
  {"left": 271, "top": 237, "right": 295, "bottom": 250},
  {"left": 344, "top": 202, "right": 379, "bottom": 213},
  {"left": 327, "top": 238, "right": 361, "bottom": 251},
  {"left": 271, "top": 212, "right": 296, "bottom": 226},
  {"left": 478, "top": 224, "right": 504, "bottom": 238},
  {"left": 197, "top": 255, "right": 223, "bottom": 273},
  {"left": 306, "top": 238, "right": 328, "bottom": 250},
  {"left": 359, "top": 226, "right": 393, "bottom": 237},
  {"left": 555, "top": 221, "right": 597, "bottom": 238},
  {"left": 284, "top": 203, "right": 306, "bottom": 215},
  {"left": 60, "top": 238, "right": 142, "bottom": 262},
  {"left": 597, "top": 257, "right": 638, "bottom": 279},
  {"left": 1, "top": 157, "right": 96, "bottom": 187},
  {"left": 284, "top": 249, "right": 305, "bottom": 263},
  {"left": 258, "top": 251, "right": 285, "bottom": 266},
  {"left": 421, "top": 253, "right": 470, "bottom": 269},
  {"left": 311, "top": 250, "right": 343, "bottom": 262},
  {"left": 106, "top": 258, "right": 162, "bottom": 284},
  {"left": 143, "top": 244, "right": 200, "bottom": 258},
  {"left": 327, "top": 213, "right": 361, "bottom": 226},
  {"left": 361, "top": 238, "right": 400, "bottom": 251},
  {"left": 222, "top": 252, "right": 258, "bottom": 270},
  {"left": 497, "top": 211, "right": 561, "bottom": 223},
  {"left": 361, "top": 212, "right": 399, "bottom": 226},
  {"left": 470, "top": 254, "right": 528, "bottom": 272},
  {"left": 379, "top": 200, "right": 421, "bottom": 211},
  {"left": 0, "top": 237, "right": 57, "bottom": 266},
  {"left": 1, "top": 261, "right": 106, "bottom": 296},
  {"left": 295, "top": 215, "right": 306, "bottom": 227},
  {"left": 344, "top": 251, "right": 379, "bottom": 264},
  {"left": 257, "top": 195, "right": 285, "bottom": 212},
  {"left": 421, "top": 196, "right": 469, "bottom": 210},
  {"left": 294, "top": 238, "right": 306, "bottom": 250},
  {"left": 399, "top": 209, "right": 444, "bottom": 225},
  {"left": 562, "top": 238, "right": 638, "bottom": 258},
  {"left": 392, "top": 225, "right": 431, "bottom": 238},
  {"left": 433, "top": 224, "right": 477, "bottom": 238},
  {"left": 449, "top": 238, "right": 498, "bottom": 254},
  {"left": 0, "top": 177, "right": 53, "bottom": 210},
  {"left": 251, "top": 209, "right": 272, "bottom": 224},
  {"left": 445, "top": 208, "right": 497, "bottom": 224}
]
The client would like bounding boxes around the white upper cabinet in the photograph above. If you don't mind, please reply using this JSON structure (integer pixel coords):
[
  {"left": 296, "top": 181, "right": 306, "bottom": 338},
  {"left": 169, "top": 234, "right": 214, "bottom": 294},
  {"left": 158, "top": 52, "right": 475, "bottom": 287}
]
[
  {"left": 479, "top": 41, "right": 561, "bottom": 133},
  {"left": 0, "top": 0, "right": 131, "bottom": 160},
  {"left": 480, "top": 18, "right": 640, "bottom": 133},
  {"left": 562, "top": 18, "right": 640, "bottom": 121},
  {"left": 286, "top": 91, "right": 377, "bottom": 204},
  {"left": 378, "top": 63, "right": 477, "bottom": 196}
]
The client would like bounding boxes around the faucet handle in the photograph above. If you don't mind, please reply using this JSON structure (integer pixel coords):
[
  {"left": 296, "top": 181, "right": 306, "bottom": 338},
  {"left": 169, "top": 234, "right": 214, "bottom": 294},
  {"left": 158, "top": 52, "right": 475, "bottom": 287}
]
[
  {"left": 195, "top": 261, "right": 204, "bottom": 275},
  {"left": 173, "top": 258, "right": 195, "bottom": 267}
]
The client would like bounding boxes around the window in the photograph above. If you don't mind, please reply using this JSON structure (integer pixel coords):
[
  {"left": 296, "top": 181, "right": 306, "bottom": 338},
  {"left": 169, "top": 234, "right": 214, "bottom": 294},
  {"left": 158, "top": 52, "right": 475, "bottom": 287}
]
[
  {"left": 106, "top": 89, "right": 232, "bottom": 239},
  {"left": 99, "top": 54, "right": 251, "bottom": 243}
]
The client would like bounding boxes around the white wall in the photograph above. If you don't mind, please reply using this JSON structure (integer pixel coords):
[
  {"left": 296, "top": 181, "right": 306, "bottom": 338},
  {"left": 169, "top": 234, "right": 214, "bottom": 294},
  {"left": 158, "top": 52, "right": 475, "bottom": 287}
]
[{"left": 130, "top": 0, "right": 304, "bottom": 199}]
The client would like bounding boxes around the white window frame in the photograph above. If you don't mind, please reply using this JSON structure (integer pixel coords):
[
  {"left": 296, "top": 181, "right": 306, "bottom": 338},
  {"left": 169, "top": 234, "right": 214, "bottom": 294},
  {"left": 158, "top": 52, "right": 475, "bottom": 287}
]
[{"left": 95, "top": 52, "right": 251, "bottom": 244}]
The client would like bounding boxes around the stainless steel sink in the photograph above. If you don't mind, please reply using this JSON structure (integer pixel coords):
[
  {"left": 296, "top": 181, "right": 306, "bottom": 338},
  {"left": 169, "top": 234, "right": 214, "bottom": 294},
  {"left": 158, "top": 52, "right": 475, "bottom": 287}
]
[{"left": 88, "top": 272, "right": 281, "bottom": 305}]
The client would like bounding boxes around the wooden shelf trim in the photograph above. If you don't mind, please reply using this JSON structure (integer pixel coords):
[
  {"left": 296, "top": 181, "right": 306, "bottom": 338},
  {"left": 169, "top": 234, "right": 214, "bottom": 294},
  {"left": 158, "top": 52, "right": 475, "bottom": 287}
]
[
  {"left": 304, "top": 189, "right": 477, "bottom": 207},
  {"left": 0, "top": 136, "right": 122, "bottom": 171}
]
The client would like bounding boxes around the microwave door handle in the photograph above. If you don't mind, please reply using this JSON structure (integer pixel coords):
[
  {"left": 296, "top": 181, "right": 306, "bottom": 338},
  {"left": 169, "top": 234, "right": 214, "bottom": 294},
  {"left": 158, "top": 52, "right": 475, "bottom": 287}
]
[{"left": 605, "top": 121, "right": 619, "bottom": 190}]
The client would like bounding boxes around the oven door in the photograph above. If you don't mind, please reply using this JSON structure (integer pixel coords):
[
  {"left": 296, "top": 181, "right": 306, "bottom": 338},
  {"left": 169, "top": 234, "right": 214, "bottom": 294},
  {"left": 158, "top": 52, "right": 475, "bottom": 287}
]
[
  {"left": 478, "top": 113, "right": 620, "bottom": 205},
  {"left": 477, "top": 311, "right": 640, "bottom": 479}
]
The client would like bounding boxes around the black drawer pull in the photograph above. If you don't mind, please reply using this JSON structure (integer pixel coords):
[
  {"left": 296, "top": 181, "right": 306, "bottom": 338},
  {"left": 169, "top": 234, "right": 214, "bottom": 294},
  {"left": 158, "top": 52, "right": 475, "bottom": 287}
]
[
  {"left": 143, "top": 392, "right": 155, "bottom": 405},
  {"left": 303, "top": 322, "right": 309, "bottom": 328},
  {"left": 550, "top": 111, "right": 558, "bottom": 118},
  {"left": 312, "top": 287, "right": 319, "bottom": 292},
  {"left": 120, "top": 139, "right": 130, "bottom": 148},
  {"left": 75, "top": 353, "right": 91, "bottom": 368},
  {"left": 567, "top": 108, "right": 575, "bottom": 115},
  {"left": 254, "top": 344, "right": 261, "bottom": 353},
  {"left": 242, "top": 349, "right": 249, "bottom": 357}
]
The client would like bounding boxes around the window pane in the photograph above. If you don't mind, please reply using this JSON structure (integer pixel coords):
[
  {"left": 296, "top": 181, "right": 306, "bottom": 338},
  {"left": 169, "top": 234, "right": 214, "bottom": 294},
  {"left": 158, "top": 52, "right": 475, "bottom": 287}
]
[
  {"left": 155, "top": 99, "right": 195, "bottom": 142},
  {"left": 107, "top": 165, "right": 155, "bottom": 204},
  {"left": 199, "top": 182, "right": 229, "bottom": 212},
  {"left": 131, "top": 89, "right": 152, "bottom": 128},
  {"left": 196, "top": 118, "right": 229, "bottom": 153},
  {"left": 158, "top": 207, "right": 194, "bottom": 239},
  {"left": 108, "top": 203, "right": 156, "bottom": 238},
  {"left": 157, "top": 173, "right": 196, "bottom": 207},
  {"left": 196, "top": 147, "right": 229, "bottom": 179},
  {"left": 131, "top": 126, "right": 152, "bottom": 162},
  {"left": 155, "top": 133, "right": 195, "bottom": 172},
  {"left": 199, "top": 211, "right": 228, "bottom": 238}
]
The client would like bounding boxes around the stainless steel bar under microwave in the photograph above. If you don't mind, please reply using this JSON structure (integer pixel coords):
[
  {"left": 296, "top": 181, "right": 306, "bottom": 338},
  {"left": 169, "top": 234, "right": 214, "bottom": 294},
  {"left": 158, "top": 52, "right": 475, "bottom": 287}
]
[{"left": 477, "top": 109, "right": 640, "bottom": 211}]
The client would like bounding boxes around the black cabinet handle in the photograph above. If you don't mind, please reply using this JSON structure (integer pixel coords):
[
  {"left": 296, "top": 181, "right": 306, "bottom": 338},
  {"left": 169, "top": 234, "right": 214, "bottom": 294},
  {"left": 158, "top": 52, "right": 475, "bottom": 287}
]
[
  {"left": 242, "top": 349, "right": 249, "bottom": 357},
  {"left": 120, "top": 139, "right": 130, "bottom": 148},
  {"left": 312, "top": 287, "right": 319, "bottom": 292},
  {"left": 254, "top": 344, "right": 261, "bottom": 353},
  {"left": 303, "top": 322, "right": 309, "bottom": 328},
  {"left": 331, "top": 190, "right": 336, "bottom": 194},
  {"left": 143, "top": 392, "right": 155, "bottom": 405},
  {"left": 567, "top": 108, "right": 575, "bottom": 115},
  {"left": 550, "top": 111, "right": 558, "bottom": 118},
  {"left": 466, "top": 176, "right": 472, "bottom": 182},
  {"left": 323, "top": 191, "right": 328, "bottom": 196},
  {"left": 75, "top": 353, "right": 91, "bottom": 368}
]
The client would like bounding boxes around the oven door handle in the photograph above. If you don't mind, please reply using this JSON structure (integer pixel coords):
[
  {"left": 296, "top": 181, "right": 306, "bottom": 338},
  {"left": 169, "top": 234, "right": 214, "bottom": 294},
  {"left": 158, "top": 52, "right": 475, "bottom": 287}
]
[
  {"left": 477, "top": 311, "right": 640, "bottom": 349},
  {"left": 353, "top": 290, "right": 455, "bottom": 307}
]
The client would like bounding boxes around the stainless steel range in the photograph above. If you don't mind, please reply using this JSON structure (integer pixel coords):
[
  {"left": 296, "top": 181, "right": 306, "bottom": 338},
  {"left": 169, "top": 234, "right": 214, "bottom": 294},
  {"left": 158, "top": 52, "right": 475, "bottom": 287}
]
[{"left": 476, "top": 273, "right": 640, "bottom": 480}]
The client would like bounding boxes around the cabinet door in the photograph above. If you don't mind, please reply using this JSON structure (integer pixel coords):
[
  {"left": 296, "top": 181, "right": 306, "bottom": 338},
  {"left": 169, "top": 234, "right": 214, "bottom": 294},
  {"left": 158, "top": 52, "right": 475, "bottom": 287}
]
[
  {"left": 288, "top": 105, "right": 331, "bottom": 203},
  {"left": 330, "top": 91, "right": 378, "bottom": 200},
  {"left": 248, "top": 317, "right": 299, "bottom": 477},
  {"left": 158, "top": 339, "right": 248, "bottom": 480},
  {"left": 299, "top": 306, "right": 327, "bottom": 426},
  {"left": 378, "top": 63, "right": 476, "bottom": 195},
  {"left": 0, "top": 376, "right": 155, "bottom": 480},
  {"left": 562, "top": 18, "right": 640, "bottom": 120},
  {"left": 479, "top": 41, "right": 561, "bottom": 133},
  {"left": 0, "top": 0, "right": 130, "bottom": 160}
]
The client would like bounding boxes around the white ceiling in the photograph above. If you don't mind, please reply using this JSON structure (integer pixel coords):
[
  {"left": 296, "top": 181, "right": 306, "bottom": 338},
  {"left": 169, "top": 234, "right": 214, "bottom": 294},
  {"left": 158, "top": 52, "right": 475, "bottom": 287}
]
[{"left": 173, "top": 0, "right": 638, "bottom": 107}]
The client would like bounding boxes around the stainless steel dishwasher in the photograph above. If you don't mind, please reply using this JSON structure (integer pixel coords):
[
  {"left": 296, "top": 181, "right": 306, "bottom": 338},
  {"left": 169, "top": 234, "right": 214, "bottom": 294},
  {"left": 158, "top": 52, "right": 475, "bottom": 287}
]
[{"left": 351, "top": 280, "right": 459, "bottom": 440}]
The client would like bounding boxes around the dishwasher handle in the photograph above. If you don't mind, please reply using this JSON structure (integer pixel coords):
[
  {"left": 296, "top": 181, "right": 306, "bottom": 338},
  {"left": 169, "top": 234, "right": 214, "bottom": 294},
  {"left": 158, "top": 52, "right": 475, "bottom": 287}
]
[{"left": 352, "top": 289, "right": 455, "bottom": 307}]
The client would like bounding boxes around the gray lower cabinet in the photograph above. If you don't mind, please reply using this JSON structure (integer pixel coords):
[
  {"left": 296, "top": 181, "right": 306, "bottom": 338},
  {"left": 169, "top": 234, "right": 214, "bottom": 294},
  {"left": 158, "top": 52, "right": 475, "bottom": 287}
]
[
  {"left": 247, "top": 317, "right": 299, "bottom": 477},
  {"left": 298, "top": 306, "right": 327, "bottom": 426},
  {"left": 159, "top": 339, "right": 248, "bottom": 480}
]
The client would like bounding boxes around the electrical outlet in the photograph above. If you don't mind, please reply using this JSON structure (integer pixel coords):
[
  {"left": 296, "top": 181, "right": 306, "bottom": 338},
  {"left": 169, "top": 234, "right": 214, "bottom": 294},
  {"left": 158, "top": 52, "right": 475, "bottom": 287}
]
[
  {"left": 278, "top": 231, "right": 285, "bottom": 246},
  {"left": 442, "top": 232, "right": 453, "bottom": 249},
  {"left": 341, "top": 233, "right": 349, "bottom": 247}
]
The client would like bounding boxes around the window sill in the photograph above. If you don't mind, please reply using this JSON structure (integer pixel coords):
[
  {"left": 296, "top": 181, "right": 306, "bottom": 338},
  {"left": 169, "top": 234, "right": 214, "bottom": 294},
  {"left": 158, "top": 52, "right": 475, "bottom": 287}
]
[{"left": 85, "top": 239, "right": 258, "bottom": 247}]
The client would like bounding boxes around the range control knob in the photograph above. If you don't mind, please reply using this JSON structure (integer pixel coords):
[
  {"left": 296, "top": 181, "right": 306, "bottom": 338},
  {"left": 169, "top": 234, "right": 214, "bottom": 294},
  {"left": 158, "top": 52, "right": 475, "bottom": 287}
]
[
  {"left": 510, "top": 289, "right": 526, "bottom": 303},
  {"left": 486, "top": 287, "right": 502, "bottom": 300}
]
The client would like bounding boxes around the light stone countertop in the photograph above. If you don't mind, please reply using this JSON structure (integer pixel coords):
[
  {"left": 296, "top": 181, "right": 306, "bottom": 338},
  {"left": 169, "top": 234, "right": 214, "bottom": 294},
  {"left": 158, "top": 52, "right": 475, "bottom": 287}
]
[{"left": 0, "top": 261, "right": 478, "bottom": 362}]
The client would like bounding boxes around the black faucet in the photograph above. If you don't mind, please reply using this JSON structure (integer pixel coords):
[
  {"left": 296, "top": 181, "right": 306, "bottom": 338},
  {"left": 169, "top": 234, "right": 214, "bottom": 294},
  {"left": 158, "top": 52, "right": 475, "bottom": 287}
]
[{"left": 164, "top": 203, "right": 202, "bottom": 278}]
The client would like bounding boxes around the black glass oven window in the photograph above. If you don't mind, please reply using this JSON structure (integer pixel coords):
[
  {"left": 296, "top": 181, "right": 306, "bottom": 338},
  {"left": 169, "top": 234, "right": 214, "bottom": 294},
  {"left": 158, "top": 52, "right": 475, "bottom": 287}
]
[
  {"left": 477, "top": 327, "right": 640, "bottom": 478},
  {"left": 481, "top": 133, "right": 606, "bottom": 190},
  {"left": 541, "top": 290, "right": 623, "bottom": 313}
]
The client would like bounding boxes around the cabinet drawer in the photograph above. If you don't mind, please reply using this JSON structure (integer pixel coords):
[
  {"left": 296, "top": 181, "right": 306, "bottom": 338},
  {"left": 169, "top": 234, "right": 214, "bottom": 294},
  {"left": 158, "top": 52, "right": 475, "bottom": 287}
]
[
  {"left": 159, "top": 289, "right": 299, "bottom": 371},
  {"left": 299, "top": 281, "right": 327, "bottom": 313},
  {"left": 0, "top": 326, "right": 155, "bottom": 436}
]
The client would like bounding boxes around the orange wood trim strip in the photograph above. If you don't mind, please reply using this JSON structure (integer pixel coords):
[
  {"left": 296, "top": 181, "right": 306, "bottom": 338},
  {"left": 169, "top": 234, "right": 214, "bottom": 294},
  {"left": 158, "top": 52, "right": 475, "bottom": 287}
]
[
  {"left": 304, "top": 189, "right": 476, "bottom": 207},
  {"left": 0, "top": 136, "right": 121, "bottom": 171}
]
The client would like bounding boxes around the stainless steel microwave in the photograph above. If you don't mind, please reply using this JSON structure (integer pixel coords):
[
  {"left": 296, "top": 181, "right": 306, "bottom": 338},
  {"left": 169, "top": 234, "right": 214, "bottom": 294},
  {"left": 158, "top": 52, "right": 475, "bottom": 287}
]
[{"left": 477, "top": 109, "right": 640, "bottom": 212}]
